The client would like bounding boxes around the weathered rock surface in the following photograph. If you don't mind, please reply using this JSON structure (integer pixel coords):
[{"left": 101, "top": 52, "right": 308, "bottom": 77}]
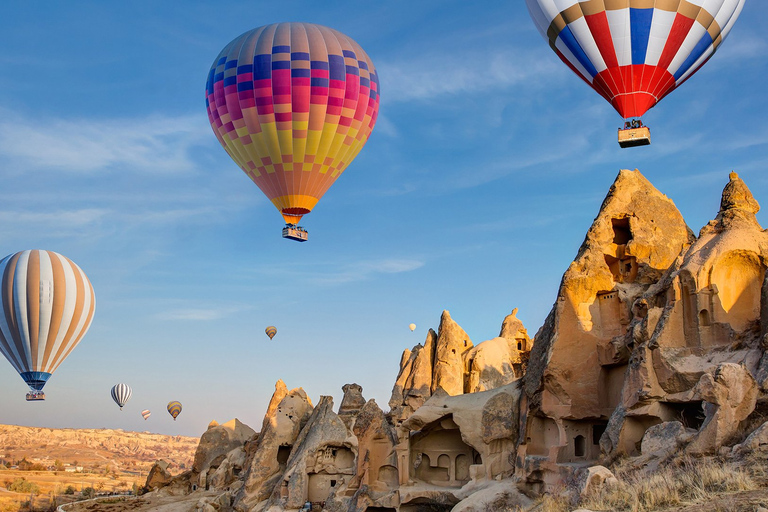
[
  {"left": 194, "top": 418, "right": 255, "bottom": 475},
  {"left": 432, "top": 310, "right": 474, "bottom": 395},
  {"left": 573, "top": 465, "right": 618, "bottom": 500},
  {"left": 264, "top": 395, "right": 357, "bottom": 510},
  {"left": 520, "top": 169, "right": 694, "bottom": 490},
  {"left": 147, "top": 170, "right": 768, "bottom": 512},
  {"left": 234, "top": 381, "right": 313, "bottom": 511},
  {"left": 146, "top": 460, "right": 173, "bottom": 490},
  {"left": 338, "top": 383, "right": 366, "bottom": 428}
]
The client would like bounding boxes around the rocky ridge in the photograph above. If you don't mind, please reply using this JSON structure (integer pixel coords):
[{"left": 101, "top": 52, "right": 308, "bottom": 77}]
[{"left": 143, "top": 170, "right": 768, "bottom": 512}]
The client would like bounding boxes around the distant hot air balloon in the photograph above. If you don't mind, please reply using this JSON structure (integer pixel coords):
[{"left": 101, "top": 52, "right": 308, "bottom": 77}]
[
  {"left": 111, "top": 383, "right": 132, "bottom": 410},
  {"left": 141, "top": 409, "right": 151, "bottom": 420},
  {"left": 265, "top": 326, "right": 277, "bottom": 340},
  {"left": 167, "top": 401, "right": 182, "bottom": 420},
  {"left": 525, "top": 0, "right": 745, "bottom": 147},
  {"left": 206, "top": 22, "right": 381, "bottom": 241},
  {"left": 409, "top": 323, "right": 416, "bottom": 332},
  {"left": 0, "top": 250, "right": 95, "bottom": 401}
]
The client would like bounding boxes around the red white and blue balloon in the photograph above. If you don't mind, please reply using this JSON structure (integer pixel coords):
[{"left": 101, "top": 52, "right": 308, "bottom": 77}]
[{"left": 525, "top": 0, "right": 746, "bottom": 119}]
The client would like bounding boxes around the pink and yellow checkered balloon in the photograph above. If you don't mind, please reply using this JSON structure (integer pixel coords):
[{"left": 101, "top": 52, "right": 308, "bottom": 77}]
[{"left": 206, "top": 23, "right": 380, "bottom": 225}]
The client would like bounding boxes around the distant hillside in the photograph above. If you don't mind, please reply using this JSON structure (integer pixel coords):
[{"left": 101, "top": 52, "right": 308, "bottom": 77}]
[{"left": 0, "top": 424, "right": 199, "bottom": 472}]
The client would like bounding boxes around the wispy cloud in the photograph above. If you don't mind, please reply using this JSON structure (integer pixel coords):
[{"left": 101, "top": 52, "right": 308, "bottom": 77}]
[
  {"left": 252, "top": 258, "right": 425, "bottom": 287},
  {"left": 310, "top": 258, "right": 425, "bottom": 285},
  {"left": 378, "top": 50, "right": 558, "bottom": 103},
  {"left": 0, "top": 108, "right": 212, "bottom": 173},
  {"left": 156, "top": 306, "right": 244, "bottom": 321}
]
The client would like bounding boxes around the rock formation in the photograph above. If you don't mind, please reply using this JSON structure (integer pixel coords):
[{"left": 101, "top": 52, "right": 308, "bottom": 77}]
[
  {"left": 519, "top": 169, "right": 694, "bottom": 490},
  {"left": 146, "top": 169, "right": 768, "bottom": 512},
  {"left": 195, "top": 419, "right": 255, "bottom": 487},
  {"left": 234, "top": 381, "right": 313, "bottom": 510}
]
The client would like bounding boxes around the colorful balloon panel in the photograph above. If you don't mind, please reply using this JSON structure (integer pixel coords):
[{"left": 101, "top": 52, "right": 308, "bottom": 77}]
[
  {"left": 111, "top": 383, "right": 132, "bottom": 409},
  {"left": 0, "top": 250, "right": 95, "bottom": 392},
  {"left": 141, "top": 409, "right": 151, "bottom": 420},
  {"left": 206, "top": 22, "right": 381, "bottom": 224},
  {"left": 167, "top": 401, "right": 182, "bottom": 420},
  {"left": 525, "top": 0, "right": 745, "bottom": 118},
  {"left": 265, "top": 326, "right": 277, "bottom": 340}
]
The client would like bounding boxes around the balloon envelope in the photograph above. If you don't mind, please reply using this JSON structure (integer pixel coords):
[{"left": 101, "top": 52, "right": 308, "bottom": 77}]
[
  {"left": 167, "top": 401, "right": 182, "bottom": 420},
  {"left": 265, "top": 326, "right": 277, "bottom": 340},
  {"left": 141, "top": 409, "right": 151, "bottom": 420},
  {"left": 409, "top": 323, "right": 416, "bottom": 332},
  {"left": 206, "top": 22, "right": 381, "bottom": 225},
  {"left": 0, "top": 250, "right": 95, "bottom": 393},
  {"left": 525, "top": 0, "right": 746, "bottom": 118},
  {"left": 111, "top": 383, "right": 132, "bottom": 410}
]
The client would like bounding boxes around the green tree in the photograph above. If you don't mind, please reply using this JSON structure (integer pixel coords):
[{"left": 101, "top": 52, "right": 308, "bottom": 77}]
[
  {"left": 80, "top": 487, "right": 95, "bottom": 499},
  {"left": 7, "top": 477, "right": 39, "bottom": 493},
  {"left": 63, "top": 485, "right": 76, "bottom": 495}
]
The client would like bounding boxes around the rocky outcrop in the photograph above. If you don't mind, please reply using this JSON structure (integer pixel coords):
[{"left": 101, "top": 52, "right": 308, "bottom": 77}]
[
  {"left": 600, "top": 172, "right": 767, "bottom": 462},
  {"left": 338, "top": 383, "right": 366, "bottom": 428},
  {"left": 520, "top": 169, "right": 694, "bottom": 490},
  {"left": 146, "top": 460, "right": 173, "bottom": 490},
  {"left": 264, "top": 396, "right": 357, "bottom": 510},
  {"left": 335, "top": 398, "right": 399, "bottom": 512},
  {"left": 390, "top": 310, "right": 532, "bottom": 425},
  {"left": 194, "top": 418, "right": 255, "bottom": 475},
  {"left": 432, "top": 310, "right": 473, "bottom": 395},
  {"left": 234, "top": 381, "right": 313, "bottom": 511},
  {"left": 686, "top": 363, "right": 758, "bottom": 454},
  {"left": 144, "top": 169, "right": 768, "bottom": 511}
]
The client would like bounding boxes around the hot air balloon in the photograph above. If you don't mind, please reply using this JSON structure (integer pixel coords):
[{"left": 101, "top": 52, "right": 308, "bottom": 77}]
[
  {"left": 167, "top": 401, "right": 182, "bottom": 420},
  {"left": 409, "top": 323, "right": 416, "bottom": 332},
  {"left": 525, "top": 0, "right": 745, "bottom": 147},
  {"left": 265, "top": 326, "right": 277, "bottom": 340},
  {"left": 111, "top": 383, "right": 132, "bottom": 410},
  {"left": 206, "top": 22, "right": 381, "bottom": 241},
  {"left": 141, "top": 409, "right": 151, "bottom": 420},
  {"left": 0, "top": 250, "right": 95, "bottom": 401}
]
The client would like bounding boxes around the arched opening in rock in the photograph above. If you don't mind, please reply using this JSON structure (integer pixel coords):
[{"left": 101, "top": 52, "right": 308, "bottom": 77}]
[
  {"left": 611, "top": 217, "right": 632, "bottom": 245},
  {"left": 409, "top": 415, "right": 479, "bottom": 487},
  {"left": 574, "top": 435, "right": 586, "bottom": 457},
  {"left": 558, "top": 420, "right": 607, "bottom": 462},
  {"left": 377, "top": 465, "right": 398, "bottom": 489},
  {"left": 699, "top": 309, "right": 711, "bottom": 327},
  {"left": 277, "top": 445, "right": 292, "bottom": 466}
]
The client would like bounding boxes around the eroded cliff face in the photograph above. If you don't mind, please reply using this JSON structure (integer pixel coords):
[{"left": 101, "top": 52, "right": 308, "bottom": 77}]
[
  {"left": 599, "top": 171, "right": 768, "bottom": 462},
  {"left": 150, "top": 170, "right": 768, "bottom": 511}
]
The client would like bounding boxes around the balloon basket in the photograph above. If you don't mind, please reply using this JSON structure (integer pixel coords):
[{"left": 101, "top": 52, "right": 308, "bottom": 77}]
[
  {"left": 282, "top": 225, "right": 308, "bottom": 242},
  {"left": 618, "top": 124, "right": 651, "bottom": 148},
  {"left": 26, "top": 391, "right": 45, "bottom": 401}
]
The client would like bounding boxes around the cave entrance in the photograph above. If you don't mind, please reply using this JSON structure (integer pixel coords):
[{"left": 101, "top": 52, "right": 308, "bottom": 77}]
[
  {"left": 661, "top": 401, "right": 706, "bottom": 430},
  {"left": 409, "top": 415, "right": 479, "bottom": 487},
  {"left": 277, "top": 445, "right": 292, "bottom": 466}
]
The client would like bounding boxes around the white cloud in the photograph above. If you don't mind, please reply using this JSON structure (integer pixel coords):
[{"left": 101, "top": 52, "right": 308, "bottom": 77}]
[
  {"left": 378, "top": 50, "right": 558, "bottom": 103},
  {"left": 157, "top": 307, "right": 235, "bottom": 321},
  {"left": 310, "top": 258, "right": 424, "bottom": 285},
  {"left": 252, "top": 258, "right": 424, "bottom": 286},
  {"left": 0, "top": 108, "right": 212, "bottom": 173}
]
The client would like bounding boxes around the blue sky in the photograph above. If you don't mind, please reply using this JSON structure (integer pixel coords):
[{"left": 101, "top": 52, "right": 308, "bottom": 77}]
[{"left": 0, "top": 1, "right": 766, "bottom": 438}]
